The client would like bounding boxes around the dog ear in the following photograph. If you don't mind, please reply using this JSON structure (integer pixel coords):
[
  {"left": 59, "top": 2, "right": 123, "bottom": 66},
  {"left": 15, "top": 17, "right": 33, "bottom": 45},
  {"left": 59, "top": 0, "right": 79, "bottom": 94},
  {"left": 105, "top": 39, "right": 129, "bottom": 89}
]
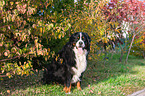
[
  {"left": 84, "top": 33, "right": 91, "bottom": 45},
  {"left": 69, "top": 32, "right": 78, "bottom": 42},
  {"left": 68, "top": 33, "right": 77, "bottom": 48},
  {"left": 69, "top": 34, "right": 74, "bottom": 42},
  {"left": 83, "top": 32, "right": 91, "bottom": 51}
]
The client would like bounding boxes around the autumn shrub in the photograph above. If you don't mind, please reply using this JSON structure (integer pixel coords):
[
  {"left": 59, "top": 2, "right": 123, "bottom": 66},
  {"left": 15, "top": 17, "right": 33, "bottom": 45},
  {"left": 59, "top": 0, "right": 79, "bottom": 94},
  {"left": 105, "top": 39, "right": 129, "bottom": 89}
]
[
  {"left": 0, "top": 0, "right": 114, "bottom": 78},
  {"left": 0, "top": 0, "right": 72, "bottom": 78}
]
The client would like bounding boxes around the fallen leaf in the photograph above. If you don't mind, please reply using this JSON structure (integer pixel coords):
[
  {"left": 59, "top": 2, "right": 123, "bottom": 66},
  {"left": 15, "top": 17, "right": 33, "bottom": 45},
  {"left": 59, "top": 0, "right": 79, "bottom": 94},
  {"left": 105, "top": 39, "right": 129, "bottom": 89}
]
[
  {"left": 92, "top": 87, "right": 95, "bottom": 90},
  {"left": 88, "top": 84, "right": 90, "bottom": 88},
  {"left": 89, "top": 90, "right": 94, "bottom": 93},
  {"left": 7, "top": 90, "right": 10, "bottom": 93},
  {"left": 98, "top": 91, "right": 101, "bottom": 94}
]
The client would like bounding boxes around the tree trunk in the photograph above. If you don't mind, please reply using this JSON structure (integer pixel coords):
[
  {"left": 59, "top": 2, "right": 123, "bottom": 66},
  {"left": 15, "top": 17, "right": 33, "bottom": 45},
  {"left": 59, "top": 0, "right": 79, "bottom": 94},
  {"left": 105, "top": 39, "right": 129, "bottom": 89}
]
[
  {"left": 143, "top": 50, "right": 145, "bottom": 59},
  {"left": 119, "top": 46, "right": 124, "bottom": 62},
  {"left": 125, "top": 34, "right": 135, "bottom": 63},
  {"left": 119, "top": 38, "right": 127, "bottom": 62}
]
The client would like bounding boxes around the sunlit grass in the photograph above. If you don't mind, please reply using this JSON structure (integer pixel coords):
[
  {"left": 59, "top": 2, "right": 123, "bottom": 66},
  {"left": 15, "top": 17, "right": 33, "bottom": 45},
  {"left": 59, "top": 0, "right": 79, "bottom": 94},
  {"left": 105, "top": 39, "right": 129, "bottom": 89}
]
[{"left": 0, "top": 54, "right": 145, "bottom": 96}]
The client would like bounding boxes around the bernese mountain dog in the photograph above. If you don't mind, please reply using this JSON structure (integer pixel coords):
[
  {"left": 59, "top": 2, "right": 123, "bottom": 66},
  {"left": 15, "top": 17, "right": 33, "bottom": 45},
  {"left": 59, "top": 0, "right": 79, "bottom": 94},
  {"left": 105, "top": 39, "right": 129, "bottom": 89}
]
[{"left": 42, "top": 32, "right": 91, "bottom": 94}]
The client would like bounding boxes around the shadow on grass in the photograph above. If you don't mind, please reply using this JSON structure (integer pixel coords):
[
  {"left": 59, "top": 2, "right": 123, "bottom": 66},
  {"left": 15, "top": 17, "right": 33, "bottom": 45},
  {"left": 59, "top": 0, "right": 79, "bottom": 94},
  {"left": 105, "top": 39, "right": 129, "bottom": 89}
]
[
  {"left": 0, "top": 54, "right": 145, "bottom": 95},
  {"left": 0, "top": 70, "right": 43, "bottom": 95},
  {"left": 80, "top": 53, "right": 145, "bottom": 94}
]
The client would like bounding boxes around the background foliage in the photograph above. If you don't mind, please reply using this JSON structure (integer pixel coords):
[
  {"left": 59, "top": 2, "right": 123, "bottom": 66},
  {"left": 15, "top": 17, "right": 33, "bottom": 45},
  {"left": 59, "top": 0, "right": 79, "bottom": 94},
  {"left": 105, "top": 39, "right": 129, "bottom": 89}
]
[
  {"left": 131, "top": 32, "right": 145, "bottom": 58},
  {"left": 0, "top": 0, "right": 145, "bottom": 79}
]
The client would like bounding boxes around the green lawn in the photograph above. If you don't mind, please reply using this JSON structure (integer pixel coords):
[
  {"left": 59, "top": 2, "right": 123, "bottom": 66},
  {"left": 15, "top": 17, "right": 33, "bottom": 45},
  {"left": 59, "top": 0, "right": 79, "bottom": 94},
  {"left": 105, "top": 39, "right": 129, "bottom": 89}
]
[{"left": 1, "top": 54, "right": 145, "bottom": 96}]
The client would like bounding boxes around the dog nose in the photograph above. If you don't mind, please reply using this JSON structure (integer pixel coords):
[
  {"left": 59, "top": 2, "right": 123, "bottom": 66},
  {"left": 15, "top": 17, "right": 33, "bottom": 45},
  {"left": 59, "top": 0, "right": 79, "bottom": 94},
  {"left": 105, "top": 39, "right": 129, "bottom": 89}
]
[{"left": 79, "top": 41, "right": 83, "bottom": 45}]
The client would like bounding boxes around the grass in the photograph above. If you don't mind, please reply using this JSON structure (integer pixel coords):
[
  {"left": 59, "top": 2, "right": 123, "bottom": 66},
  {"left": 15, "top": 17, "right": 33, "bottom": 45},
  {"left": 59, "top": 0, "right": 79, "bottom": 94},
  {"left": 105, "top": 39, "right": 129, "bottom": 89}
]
[{"left": 0, "top": 53, "right": 145, "bottom": 96}]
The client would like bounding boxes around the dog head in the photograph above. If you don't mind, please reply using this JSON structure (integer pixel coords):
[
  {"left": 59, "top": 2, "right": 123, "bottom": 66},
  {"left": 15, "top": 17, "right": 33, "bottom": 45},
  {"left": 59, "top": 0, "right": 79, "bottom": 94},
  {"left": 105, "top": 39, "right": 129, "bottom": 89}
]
[{"left": 69, "top": 32, "right": 91, "bottom": 53}]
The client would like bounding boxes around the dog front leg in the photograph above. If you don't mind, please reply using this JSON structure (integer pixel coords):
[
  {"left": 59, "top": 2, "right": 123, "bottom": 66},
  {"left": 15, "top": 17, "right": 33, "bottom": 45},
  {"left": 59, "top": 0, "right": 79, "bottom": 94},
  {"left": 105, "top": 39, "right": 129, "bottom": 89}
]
[
  {"left": 63, "top": 83, "right": 71, "bottom": 94},
  {"left": 77, "top": 72, "right": 84, "bottom": 91},
  {"left": 77, "top": 81, "right": 82, "bottom": 90},
  {"left": 63, "top": 71, "right": 72, "bottom": 94}
]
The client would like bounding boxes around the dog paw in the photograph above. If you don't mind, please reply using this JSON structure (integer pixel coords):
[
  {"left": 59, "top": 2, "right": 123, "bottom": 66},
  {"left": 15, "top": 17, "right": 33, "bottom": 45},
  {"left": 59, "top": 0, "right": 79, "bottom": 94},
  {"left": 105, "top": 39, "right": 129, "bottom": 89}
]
[{"left": 66, "top": 92, "right": 71, "bottom": 94}]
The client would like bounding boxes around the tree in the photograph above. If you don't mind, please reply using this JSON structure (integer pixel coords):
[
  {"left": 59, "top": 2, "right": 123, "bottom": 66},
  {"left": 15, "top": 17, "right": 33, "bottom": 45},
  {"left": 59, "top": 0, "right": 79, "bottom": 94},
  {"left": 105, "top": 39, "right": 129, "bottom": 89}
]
[
  {"left": 104, "top": 0, "right": 145, "bottom": 62},
  {"left": 123, "top": 0, "right": 145, "bottom": 63}
]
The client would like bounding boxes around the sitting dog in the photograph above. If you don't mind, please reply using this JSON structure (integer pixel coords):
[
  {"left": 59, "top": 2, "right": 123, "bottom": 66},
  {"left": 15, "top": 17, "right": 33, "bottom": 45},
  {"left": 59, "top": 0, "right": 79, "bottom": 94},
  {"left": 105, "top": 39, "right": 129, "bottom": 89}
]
[{"left": 42, "top": 32, "right": 91, "bottom": 93}]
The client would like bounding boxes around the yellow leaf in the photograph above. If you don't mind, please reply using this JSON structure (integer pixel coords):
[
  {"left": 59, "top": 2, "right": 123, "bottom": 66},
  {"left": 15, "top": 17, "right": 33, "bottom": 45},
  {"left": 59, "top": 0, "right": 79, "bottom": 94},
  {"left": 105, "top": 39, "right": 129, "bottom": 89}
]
[
  {"left": 48, "top": 48, "right": 50, "bottom": 52},
  {"left": 57, "top": 29, "right": 60, "bottom": 33},
  {"left": 55, "top": 56, "right": 58, "bottom": 61},
  {"left": 58, "top": 34, "right": 61, "bottom": 39},
  {"left": 8, "top": 75, "right": 11, "bottom": 78},
  {"left": 2, "top": 70, "right": 4, "bottom": 73},
  {"left": 6, "top": 73, "right": 10, "bottom": 76},
  {"left": 4, "top": 51, "right": 8, "bottom": 56},
  {"left": 26, "top": 63, "right": 29, "bottom": 68},
  {"left": 26, "top": 70, "right": 29, "bottom": 76},
  {"left": 22, "top": 66, "right": 25, "bottom": 70},
  {"left": 10, "top": 2, "right": 14, "bottom": 5},
  {"left": 45, "top": 57, "right": 47, "bottom": 61},
  {"left": 52, "top": 32, "right": 54, "bottom": 36},
  {"left": 104, "top": 40, "right": 107, "bottom": 43},
  {"left": 40, "top": 27, "right": 43, "bottom": 33},
  {"left": 21, "top": 71, "right": 24, "bottom": 76},
  {"left": 60, "top": 59, "right": 63, "bottom": 64},
  {"left": 43, "top": 27, "right": 45, "bottom": 33},
  {"left": 29, "top": 51, "right": 34, "bottom": 54},
  {"left": 34, "top": 39, "right": 38, "bottom": 44}
]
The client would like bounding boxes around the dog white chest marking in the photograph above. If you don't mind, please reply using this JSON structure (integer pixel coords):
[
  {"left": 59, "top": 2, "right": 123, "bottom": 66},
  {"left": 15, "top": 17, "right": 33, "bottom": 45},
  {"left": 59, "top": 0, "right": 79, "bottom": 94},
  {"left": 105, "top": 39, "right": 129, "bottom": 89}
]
[{"left": 71, "top": 47, "right": 88, "bottom": 83}]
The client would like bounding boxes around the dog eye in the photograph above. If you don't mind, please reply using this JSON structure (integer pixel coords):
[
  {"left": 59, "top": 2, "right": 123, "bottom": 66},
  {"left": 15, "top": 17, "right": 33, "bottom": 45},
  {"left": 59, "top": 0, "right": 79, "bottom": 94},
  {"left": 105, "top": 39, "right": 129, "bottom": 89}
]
[
  {"left": 82, "top": 36, "right": 84, "bottom": 39},
  {"left": 77, "top": 37, "right": 79, "bottom": 39}
]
